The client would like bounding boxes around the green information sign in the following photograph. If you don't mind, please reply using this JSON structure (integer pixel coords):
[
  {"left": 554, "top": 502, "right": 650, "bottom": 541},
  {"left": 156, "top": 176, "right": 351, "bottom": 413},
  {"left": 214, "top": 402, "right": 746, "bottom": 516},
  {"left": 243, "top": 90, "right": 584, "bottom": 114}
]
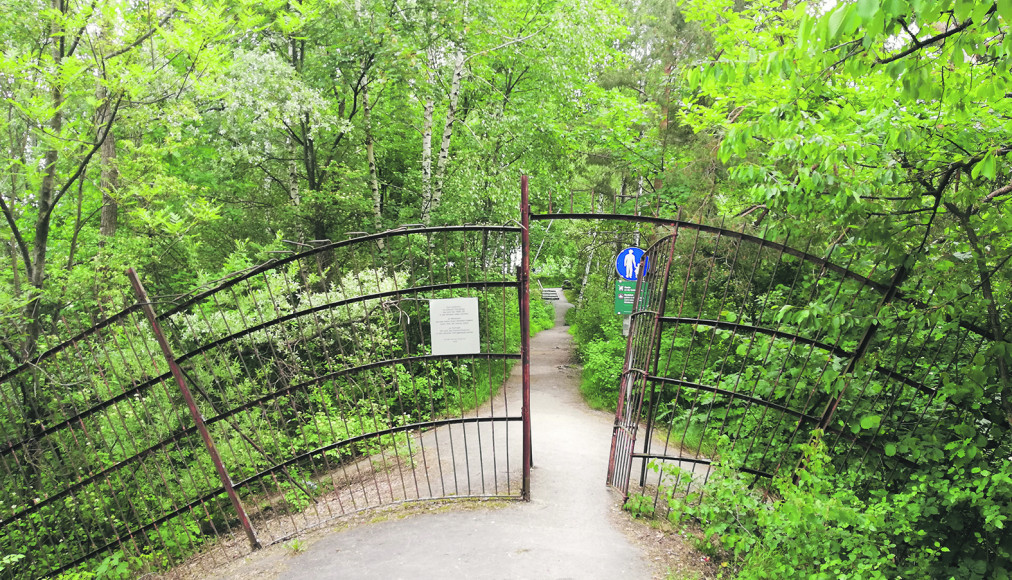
[{"left": 614, "top": 280, "right": 649, "bottom": 314}]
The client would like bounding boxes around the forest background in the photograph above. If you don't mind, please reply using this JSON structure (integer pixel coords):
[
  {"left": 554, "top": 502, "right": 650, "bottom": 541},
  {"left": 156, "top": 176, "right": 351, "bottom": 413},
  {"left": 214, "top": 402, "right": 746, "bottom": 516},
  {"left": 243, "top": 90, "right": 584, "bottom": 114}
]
[{"left": 1, "top": 0, "right": 1011, "bottom": 578}]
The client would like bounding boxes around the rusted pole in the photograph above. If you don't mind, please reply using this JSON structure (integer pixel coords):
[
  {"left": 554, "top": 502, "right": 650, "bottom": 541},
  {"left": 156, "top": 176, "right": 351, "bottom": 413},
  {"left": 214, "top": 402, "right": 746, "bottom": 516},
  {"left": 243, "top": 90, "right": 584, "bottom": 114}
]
[
  {"left": 520, "top": 175, "right": 532, "bottom": 501},
  {"left": 126, "top": 268, "right": 262, "bottom": 551}
]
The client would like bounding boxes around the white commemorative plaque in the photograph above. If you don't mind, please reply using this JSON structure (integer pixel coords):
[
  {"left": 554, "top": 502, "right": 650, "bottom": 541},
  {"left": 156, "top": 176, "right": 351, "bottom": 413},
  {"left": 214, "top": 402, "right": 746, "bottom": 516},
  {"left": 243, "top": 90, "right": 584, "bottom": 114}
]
[{"left": 429, "top": 297, "right": 481, "bottom": 355}]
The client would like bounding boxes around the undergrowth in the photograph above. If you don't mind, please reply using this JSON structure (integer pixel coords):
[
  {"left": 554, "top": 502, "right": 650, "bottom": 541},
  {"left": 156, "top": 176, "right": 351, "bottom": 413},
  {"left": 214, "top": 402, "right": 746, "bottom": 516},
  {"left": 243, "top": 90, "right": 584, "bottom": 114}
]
[{"left": 633, "top": 431, "right": 1011, "bottom": 580}]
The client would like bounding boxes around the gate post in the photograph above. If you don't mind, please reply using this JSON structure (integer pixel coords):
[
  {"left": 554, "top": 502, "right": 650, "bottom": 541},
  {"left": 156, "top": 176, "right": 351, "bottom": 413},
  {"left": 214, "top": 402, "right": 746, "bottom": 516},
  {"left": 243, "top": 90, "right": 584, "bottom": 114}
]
[
  {"left": 127, "top": 268, "right": 262, "bottom": 551},
  {"left": 520, "top": 175, "right": 532, "bottom": 501}
]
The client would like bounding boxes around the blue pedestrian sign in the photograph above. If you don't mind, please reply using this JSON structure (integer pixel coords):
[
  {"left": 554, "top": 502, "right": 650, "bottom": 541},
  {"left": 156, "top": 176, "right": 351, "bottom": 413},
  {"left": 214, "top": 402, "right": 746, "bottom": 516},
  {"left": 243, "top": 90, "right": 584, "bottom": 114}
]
[{"left": 616, "top": 247, "right": 649, "bottom": 281}]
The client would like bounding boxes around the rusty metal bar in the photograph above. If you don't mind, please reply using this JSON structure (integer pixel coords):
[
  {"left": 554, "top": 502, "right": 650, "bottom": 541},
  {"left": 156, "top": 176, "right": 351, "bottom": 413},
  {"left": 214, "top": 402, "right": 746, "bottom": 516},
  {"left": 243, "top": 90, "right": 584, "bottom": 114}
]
[
  {"left": 156, "top": 225, "right": 522, "bottom": 320},
  {"left": 520, "top": 174, "right": 532, "bottom": 501},
  {"left": 126, "top": 268, "right": 262, "bottom": 551},
  {"left": 531, "top": 213, "right": 891, "bottom": 293}
]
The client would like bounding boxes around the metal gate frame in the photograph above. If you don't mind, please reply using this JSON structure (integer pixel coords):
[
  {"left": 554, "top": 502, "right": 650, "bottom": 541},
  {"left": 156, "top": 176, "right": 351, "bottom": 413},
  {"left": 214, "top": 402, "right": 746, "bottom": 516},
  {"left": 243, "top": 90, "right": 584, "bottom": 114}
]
[
  {"left": 525, "top": 207, "right": 993, "bottom": 509},
  {"left": 1, "top": 219, "right": 533, "bottom": 578}
]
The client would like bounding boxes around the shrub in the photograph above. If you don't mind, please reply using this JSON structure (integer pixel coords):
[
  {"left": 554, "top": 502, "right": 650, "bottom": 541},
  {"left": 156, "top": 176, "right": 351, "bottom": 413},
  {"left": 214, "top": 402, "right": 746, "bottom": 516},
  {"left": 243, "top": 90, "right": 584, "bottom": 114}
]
[{"left": 661, "top": 433, "right": 969, "bottom": 579}]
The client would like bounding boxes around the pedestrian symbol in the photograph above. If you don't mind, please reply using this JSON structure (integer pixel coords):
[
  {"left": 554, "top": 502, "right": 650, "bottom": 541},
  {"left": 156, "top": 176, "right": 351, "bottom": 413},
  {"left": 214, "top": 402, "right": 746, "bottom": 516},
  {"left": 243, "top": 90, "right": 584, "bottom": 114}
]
[{"left": 615, "top": 247, "right": 649, "bottom": 281}]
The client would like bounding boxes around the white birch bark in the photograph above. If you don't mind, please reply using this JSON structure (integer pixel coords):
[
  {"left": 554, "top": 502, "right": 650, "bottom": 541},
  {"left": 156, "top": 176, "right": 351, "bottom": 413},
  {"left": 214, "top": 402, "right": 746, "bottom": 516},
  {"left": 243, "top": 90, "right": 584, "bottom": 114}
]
[
  {"left": 579, "top": 230, "right": 599, "bottom": 306},
  {"left": 420, "top": 47, "right": 437, "bottom": 224},
  {"left": 430, "top": 52, "right": 465, "bottom": 220}
]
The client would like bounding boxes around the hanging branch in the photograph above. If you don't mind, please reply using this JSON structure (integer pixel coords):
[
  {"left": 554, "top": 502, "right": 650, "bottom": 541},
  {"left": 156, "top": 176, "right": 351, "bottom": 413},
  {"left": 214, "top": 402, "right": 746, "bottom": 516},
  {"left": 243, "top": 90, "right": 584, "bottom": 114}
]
[{"left": 945, "top": 201, "right": 1012, "bottom": 427}]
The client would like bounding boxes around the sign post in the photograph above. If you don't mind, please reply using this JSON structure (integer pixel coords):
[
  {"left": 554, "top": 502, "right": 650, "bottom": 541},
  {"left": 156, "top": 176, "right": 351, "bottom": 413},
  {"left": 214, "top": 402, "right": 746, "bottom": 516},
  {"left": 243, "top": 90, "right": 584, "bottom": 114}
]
[
  {"left": 615, "top": 247, "right": 648, "bottom": 281},
  {"left": 616, "top": 247, "right": 650, "bottom": 334}
]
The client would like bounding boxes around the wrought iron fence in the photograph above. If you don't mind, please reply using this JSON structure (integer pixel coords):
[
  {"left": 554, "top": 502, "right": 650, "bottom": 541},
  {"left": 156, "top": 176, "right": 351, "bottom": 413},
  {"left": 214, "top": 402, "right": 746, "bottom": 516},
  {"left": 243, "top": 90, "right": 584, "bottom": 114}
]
[
  {"left": 530, "top": 185, "right": 1003, "bottom": 517},
  {"left": 1, "top": 178, "right": 1004, "bottom": 578},
  {"left": 592, "top": 219, "right": 998, "bottom": 511},
  {"left": 0, "top": 226, "right": 529, "bottom": 579}
]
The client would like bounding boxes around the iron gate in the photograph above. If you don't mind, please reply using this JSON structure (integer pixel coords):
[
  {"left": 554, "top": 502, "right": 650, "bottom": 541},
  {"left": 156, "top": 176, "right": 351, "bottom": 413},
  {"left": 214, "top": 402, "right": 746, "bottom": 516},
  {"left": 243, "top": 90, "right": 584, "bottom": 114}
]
[
  {"left": 0, "top": 175, "right": 1003, "bottom": 577},
  {"left": 0, "top": 224, "right": 532, "bottom": 579},
  {"left": 586, "top": 219, "right": 995, "bottom": 508},
  {"left": 526, "top": 194, "right": 998, "bottom": 514}
]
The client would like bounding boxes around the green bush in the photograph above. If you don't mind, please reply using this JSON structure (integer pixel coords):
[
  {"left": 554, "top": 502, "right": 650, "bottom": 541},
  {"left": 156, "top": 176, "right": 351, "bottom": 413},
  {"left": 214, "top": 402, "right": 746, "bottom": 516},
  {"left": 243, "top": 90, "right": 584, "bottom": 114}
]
[
  {"left": 530, "top": 297, "right": 556, "bottom": 334},
  {"left": 579, "top": 336, "right": 626, "bottom": 409},
  {"left": 565, "top": 273, "right": 628, "bottom": 409},
  {"left": 661, "top": 432, "right": 1012, "bottom": 579}
]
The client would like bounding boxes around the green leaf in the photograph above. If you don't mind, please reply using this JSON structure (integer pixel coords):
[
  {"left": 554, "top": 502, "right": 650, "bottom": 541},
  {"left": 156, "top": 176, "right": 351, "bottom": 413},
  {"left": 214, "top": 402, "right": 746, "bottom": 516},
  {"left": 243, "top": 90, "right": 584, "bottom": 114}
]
[
  {"left": 972, "top": 1, "right": 994, "bottom": 24},
  {"left": 971, "top": 150, "right": 997, "bottom": 180},
  {"left": 884, "top": 443, "right": 897, "bottom": 456},
  {"left": 860, "top": 414, "right": 881, "bottom": 430},
  {"left": 954, "top": 0, "right": 974, "bottom": 21},
  {"left": 999, "top": 0, "right": 1012, "bottom": 25},
  {"left": 828, "top": 5, "right": 849, "bottom": 40},
  {"left": 856, "top": 0, "right": 879, "bottom": 21}
]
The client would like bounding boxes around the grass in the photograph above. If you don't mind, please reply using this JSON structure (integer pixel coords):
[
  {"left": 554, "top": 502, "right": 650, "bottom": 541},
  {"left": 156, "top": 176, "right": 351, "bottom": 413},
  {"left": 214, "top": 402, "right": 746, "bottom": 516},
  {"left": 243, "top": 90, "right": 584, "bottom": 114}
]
[{"left": 284, "top": 539, "right": 306, "bottom": 554}]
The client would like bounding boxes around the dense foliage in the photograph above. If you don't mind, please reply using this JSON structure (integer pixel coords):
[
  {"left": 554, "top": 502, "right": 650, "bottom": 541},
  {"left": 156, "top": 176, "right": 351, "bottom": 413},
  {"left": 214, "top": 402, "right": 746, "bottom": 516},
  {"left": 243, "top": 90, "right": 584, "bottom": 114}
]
[
  {"left": 2, "top": 0, "right": 1011, "bottom": 577},
  {"left": 559, "top": 0, "right": 1012, "bottom": 578}
]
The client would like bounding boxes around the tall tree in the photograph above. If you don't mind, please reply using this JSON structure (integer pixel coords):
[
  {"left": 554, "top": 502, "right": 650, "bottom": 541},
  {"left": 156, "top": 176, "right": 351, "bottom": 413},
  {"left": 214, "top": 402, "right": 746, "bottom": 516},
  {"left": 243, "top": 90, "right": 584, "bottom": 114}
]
[
  {"left": 0, "top": 0, "right": 228, "bottom": 471},
  {"left": 671, "top": 0, "right": 1012, "bottom": 574}
]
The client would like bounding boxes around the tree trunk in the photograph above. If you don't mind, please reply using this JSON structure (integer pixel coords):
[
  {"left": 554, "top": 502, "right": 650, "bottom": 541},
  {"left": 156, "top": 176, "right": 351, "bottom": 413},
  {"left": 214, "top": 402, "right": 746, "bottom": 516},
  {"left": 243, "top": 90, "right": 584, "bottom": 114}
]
[
  {"left": 8, "top": 238, "right": 19, "bottom": 296},
  {"left": 363, "top": 75, "right": 381, "bottom": 232},
  {"left": 98, "top": 86, "right": 118, "bottom": 238},
  {"left": 6, "top": 180, "right": 20, "bottom": 296},
  {"left": 420, "top": 90, "right": 434, "bottom": 223},
  {"left": 18, "top": 0, "right": 67, "bottom": 490},
  {"left": 27, "top": 0, "right": 65, "bottom": 348},
  {"left": 287, "top": 135, "right": 301, "bottom": 206},
  {"left": 653, "top": 64, "right": 673, "bottom": 212},
  {"left": 430, "top": 52, "right": 466, "bottom": 221},
  {"left": 579, "top": 230, "right": 599, "bottom": 306}
]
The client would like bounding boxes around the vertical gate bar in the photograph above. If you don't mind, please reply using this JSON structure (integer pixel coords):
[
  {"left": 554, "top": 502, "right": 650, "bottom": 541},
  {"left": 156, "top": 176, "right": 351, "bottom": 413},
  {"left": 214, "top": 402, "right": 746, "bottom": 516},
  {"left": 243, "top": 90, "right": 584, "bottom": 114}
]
[
  {"left": 520, "top": 174, "right": 532, "bottom": 501},
  {"left": 608, "top": 285, "right": 641, "bottom": 486},
  {"left": 126, "top": 268, "right": 262, "bottom": 551},
  {"left": 638, "top": 228, "right": 679, "bottom": 487},
  {"left": 764, "top": 263, "right": 852, "bottom": 476},
  {"left": 500, "top": 249, "right": 513, "bottom": 496}
]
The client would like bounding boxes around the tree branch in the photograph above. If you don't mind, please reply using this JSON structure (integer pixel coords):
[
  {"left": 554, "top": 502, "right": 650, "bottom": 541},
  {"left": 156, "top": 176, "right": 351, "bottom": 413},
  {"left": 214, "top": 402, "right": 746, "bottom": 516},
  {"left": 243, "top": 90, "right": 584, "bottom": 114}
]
[
  {"left": 462, "top": 29, "right": 545, "bottom": 67},
  {"left": 877, "top": 9, "right": 993, "bottom": 65},
  {"left": 106, "top": 8, "right": 179, "bottom": 60},
  {"left": 0, "top": 194, "right": 32, "bottom": 274},
  {"left": 945, "top": 201, "right": 1012, "bottom": 427},
  {"left": 982, "top": 180, "right": 1012, "bottom": 204},
  {"left": 66, "top": 0, "right": 100, "bottom": 58},
  {"left": 44, "top": 95, "right": 123, "bottom": 222}
]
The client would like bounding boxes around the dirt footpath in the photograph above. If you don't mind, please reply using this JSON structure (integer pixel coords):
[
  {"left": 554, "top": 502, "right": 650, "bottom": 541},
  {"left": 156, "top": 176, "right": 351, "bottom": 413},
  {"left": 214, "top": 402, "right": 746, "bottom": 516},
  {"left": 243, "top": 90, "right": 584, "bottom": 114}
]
[{"left": 196, "top": 292, "right": 708, "bottom": 580}]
